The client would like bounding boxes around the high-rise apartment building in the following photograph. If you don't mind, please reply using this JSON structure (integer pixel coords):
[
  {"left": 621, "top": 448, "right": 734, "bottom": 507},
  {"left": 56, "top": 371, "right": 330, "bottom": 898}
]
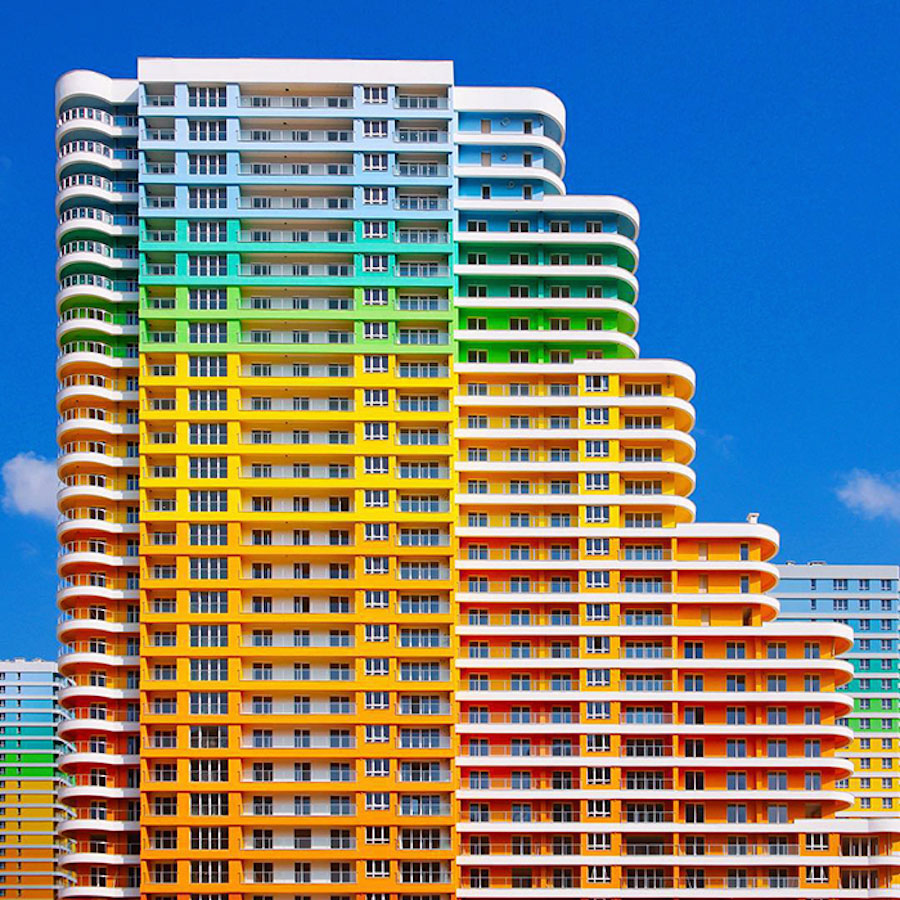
[
  {"left": 0, "top": 659, "right": 68, "bottom": 896},
  {"left": 55, "top": 58, "right": 900, "bottom": 900},
  {"left": 775, "top": 563, "right": 900, "bottom": 816}
]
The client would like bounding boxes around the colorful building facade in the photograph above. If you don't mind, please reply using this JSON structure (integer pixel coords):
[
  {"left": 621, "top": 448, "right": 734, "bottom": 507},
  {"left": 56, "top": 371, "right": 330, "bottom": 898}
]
[
  {"left": 0, "top": 658, "right": 69, "bottom": 897},
  {"left": 55, "top": 58, "right": 900, "bottom": 900},
  {"left": 775, "top": 563, "right": 900, "bottom": 816}
]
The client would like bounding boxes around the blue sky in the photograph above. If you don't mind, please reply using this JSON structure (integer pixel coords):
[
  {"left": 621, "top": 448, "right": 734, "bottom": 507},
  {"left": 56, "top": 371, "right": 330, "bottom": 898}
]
[{"left": 1, "top": 0, "right": 898, "bottom": 657}]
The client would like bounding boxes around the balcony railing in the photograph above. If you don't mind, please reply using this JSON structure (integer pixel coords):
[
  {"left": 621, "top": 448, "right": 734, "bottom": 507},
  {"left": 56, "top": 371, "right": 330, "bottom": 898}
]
[
  {"left": 238, "top": 229, "right": 353, "bottom": 243},
  {"left": 238, "top": 196, "right": 352, "bottom": 210},
  {"left": 395, "top": 95, "right": 449, "bottom": 109},
  {"left": 239, "top": 263, "right": 352, "bottom": 277},
  {"left": 396, "top": 264, "right": 450, "bottom": 278},
  {"left": 238, "top": 162, "right": 353, "bottom": 176},
  {"left": 239, "top": 129, "right": 352, "bottom": 142},
  {"left": 239, "top": 95, "right": 352, "bottom": 109},
  {"left": 395, "top": 130, "right": 449, "bottom": 143},
  {"left": 395, "top": 163, "right": 449, "bottom": 177},
  {"left": 398, "top": 234, "right": 451, "bottom": 251},
  {"left": 396, "top": 196, "right": 450, "bottom": 210}
]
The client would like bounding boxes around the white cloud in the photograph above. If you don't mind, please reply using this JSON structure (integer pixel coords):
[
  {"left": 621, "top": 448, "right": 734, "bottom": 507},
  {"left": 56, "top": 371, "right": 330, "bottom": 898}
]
[
  {"left": 836, "top": 470, "right": 900, "bottom": 523},
  {"left": 1, "top": 453, "right": 59, "bottom": 522}
]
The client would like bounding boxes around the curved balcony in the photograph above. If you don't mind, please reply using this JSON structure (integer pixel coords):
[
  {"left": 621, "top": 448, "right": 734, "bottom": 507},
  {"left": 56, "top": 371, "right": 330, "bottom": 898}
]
[
  {"left": 454, "top": 130, "right": 567, "bottom": 173},
  {"left": 456, "top": 163, "right": 566, "bottom": 196},
  {"left": 57, "top": 483, "right": 135, "bottom": 508},
  {"left": 56, "top": 517, "right": 137, "bottom": 546},
  {"left": 457, "top": 358, "right": 696, "bottom": 397},
  {"left": 457, "top": 259, "right": 638, "bottom": 294},
  {"left": 457, "top": 295, "right": 641, "bottom": 332},
  {"left": 453, "top": 395, "right": 697, "bottom": 433},
  {"left": 57, "top": 384, "right": 134, "bottom": 411},
  {"left": 457, "top": 458, "right": 696, "bottom": 494},
  {"left": 59, "top": 744, "right": 138, "bottom": 770},
  {"left": 56, "top": 183, "right": 138, "bottom": 214},
  {"left": 57, "top": 319, "right": 136, "bottom": 345},
  {"left": 56, "top": 213, "right": 138, "bottom": 247},
  {"left": 457, "top": 192, "right": 641, "bottom": 240},
  {"left": 57, "top": 542, "right": 137, "bottom": 567},
  {"left": 59, "top": 686, "right": 138, "bottom": 710},
  {"left": 59, "top": 883, "right": 139, "bottom": 899},
  {"left": 56, "top": 139, "right": 138, "bottom": 175},
  {"left": 58, "top": 708, "right": 139, "bottom": 740},
  {"left": 458, "top": 226, "right": 639, "bottom": 260},
  {"left": 57, "top": 646, "right": 138, "bottom": 673},
  {"left": 56, "top": 567, "right": 137, "bottom": 595},
  {"left": 58, "top": 439, "right": 133, "bottom": 466},
  {"left": 56, "top": 346, "right": 137, "bottom": 379},
  {"left": 57, "top": 404, "right": 136, "bottom": 432},
  {"left": 56, "top": 106, "right": 138, "bottom": 141},
  {"left": 57, "top": 247, "right": 138, "bottom": 280},
  {"left": 455, "top": 423, "right": 696, "bottom": 465},
  {"left": 58, "top": 851, "right": 137, "bottom": 871},
  {"left": 457, "top": 327, "right": 640, "bottom": 356},
  {"left": 58, "top": 271, "right": 137, "bottom": 299},
  {"left": 57, "top": 811, "right": 138, "bottom": 835}
]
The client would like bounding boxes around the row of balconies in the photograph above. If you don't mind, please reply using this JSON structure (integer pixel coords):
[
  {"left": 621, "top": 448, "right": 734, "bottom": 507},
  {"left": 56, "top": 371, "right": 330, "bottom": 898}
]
[
  {"left": 57, "top": 139, "right": 137, "bottom": 162},
  {"left": 141, "top": 93, "right": 448, "bottom": 110},
  {"left": 459, "top": 872, "right": 882, "bottom": 890},
  {"left": 141, "top": 160, "right": 452, "bottom": 179}
]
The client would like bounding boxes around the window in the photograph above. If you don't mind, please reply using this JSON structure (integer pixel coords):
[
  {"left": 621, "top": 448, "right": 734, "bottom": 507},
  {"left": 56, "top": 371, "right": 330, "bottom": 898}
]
[
  {"left": 188, "top": 153, "right": 226, "bottom": 175},
  {"left": 190, "top": 423, "right": 227, "bottom": 444},
  {"left": 363, "top": 153, "right": 388, "bottom": 171},
  {"left": 364, "top": 186, "right": 389, "bottom": 205},
  {"left": 189, "top": 289, "right": 227, "bottom": 311},
  {"left": 189, "top": 356, "right": 227, "bottom": 377},
  {"left": 189, "top": 389, "right": 227, "bottom": 410},
  {"left": 190, "top": 524, "right": 228, "bottom": 546},
  {"left": 188, "top": 86, "right": 226, "bottom": 107},
  {"left": 189, "top": 693, "right": 228, "bottom": 716},
  {"left": 190, "top": 591, "right": 227, "bottom": 613},
  {"left": 363, "top": 254, "right": 389, "bottom": 272},
  {"left": 364, "top": 322, "right": 389, "bottom": 340},
  {"left": 188, "top": 119, "right": 227, "bottom": 141},
  {"left": 188, "top": 221, "right": 227, "bottom": 243},
  {"left": 189, "top": 322, "right": 228, "bottom": 344},
  {"left": 189, "top": 457, "right": 227, "bottom": 479},
  {"left": 189, "top": 187, "right": 227, "bottom": 209},
  {"left": 363, "top": 86, "right": 388, "bottom": 103},
  {"left": 190, "top": 659, "right": 228, "bottom": 681},
  {"left": 363, "top": 220, "right": 388, "bottom": 239},
  {"left": 363, "top": 119, "right": 389, "bottom": 138},
  {"left": 190, "top": 557, "right": 228, "bottom": 579},
  {"left": 189, "top": 491, "right": 227, "bottom": 512},
  {"left": 190, "top": 625, "right": 228, "bottom": 647}
]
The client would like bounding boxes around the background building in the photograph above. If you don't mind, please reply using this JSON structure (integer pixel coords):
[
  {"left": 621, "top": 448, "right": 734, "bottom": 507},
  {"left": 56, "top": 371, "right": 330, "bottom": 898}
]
[
  {"left": 55, "top": 58, "right": 900, "bottom": 900},
  {"left": 0, "top": 658, "right": 69, "bottom": 897},
  {"left": 776, "top": 563, "right": 900, "bottom": 816}
]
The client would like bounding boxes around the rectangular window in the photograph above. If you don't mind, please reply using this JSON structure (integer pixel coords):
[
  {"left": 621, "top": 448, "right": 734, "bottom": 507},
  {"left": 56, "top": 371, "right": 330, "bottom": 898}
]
[
  {"left": 363, "top": 153, "right": 388, "bottom": 171},
  {"left": 188, "top": 187, "right": 227, "bottom": 209},
  {"left": 189, "top": 457, "right": 228, "bottom": 479},
  {"left": 188, "top": 221, "right": 227, "bottom": 243},
  {"left": 363, "top": 86, "right": 388, "bottom": 103},
  {"left": 188, "top": 119, "right": 227, "bottom": 140},
  {"left": 188, "top": 86, "right": 227, "bottom": 107},
  {"left": 363, "top": 119, "right": 389, "bottom": 138},
  {"left": 189, "top": 323, "right": 228, "bottom": 344}
]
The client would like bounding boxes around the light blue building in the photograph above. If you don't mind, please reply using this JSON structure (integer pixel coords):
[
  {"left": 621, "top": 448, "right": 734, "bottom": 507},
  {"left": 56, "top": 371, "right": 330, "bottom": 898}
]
[{"left": 775, "top": 563, "right": 900, "bottom": 814}]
